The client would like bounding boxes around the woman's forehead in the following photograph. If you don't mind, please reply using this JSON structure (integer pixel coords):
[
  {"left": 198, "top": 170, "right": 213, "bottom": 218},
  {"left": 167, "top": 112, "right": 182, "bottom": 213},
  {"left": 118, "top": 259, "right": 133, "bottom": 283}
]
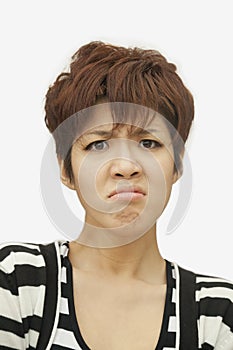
[{"left": 75, "top": 103, "right": 171, "bottom": 136}]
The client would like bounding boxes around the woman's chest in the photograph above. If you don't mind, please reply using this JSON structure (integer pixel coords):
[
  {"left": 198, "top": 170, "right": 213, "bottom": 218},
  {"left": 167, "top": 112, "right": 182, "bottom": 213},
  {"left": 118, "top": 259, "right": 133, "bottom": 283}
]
[{"left": 72, "top": 272, "right": 167, "bottom": 350}]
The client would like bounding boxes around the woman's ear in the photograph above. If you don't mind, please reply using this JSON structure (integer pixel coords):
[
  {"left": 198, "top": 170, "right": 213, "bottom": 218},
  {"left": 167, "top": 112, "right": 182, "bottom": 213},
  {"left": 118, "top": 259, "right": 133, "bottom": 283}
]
[
  {"left": 58, "top": 157, "right": 75, "bottom": 190},
  {"left": 172, "top": 150, "right": 184, "bottom": 184},
  {"left": 172, "top": 164, "right": 183, "bottom": 184}
]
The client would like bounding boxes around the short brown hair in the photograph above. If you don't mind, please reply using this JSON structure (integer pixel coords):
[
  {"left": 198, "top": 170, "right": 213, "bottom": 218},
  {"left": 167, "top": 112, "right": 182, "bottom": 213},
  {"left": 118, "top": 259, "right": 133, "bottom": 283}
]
[{"left": 44, "top": 41, "right": 194, "bottom": 181}]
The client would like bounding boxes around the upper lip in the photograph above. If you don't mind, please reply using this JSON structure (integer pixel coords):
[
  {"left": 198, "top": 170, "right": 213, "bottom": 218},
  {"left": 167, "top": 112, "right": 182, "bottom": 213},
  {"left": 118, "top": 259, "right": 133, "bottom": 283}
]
[{"left": 108, "top": 186, "right": 146, "bottom": 198}]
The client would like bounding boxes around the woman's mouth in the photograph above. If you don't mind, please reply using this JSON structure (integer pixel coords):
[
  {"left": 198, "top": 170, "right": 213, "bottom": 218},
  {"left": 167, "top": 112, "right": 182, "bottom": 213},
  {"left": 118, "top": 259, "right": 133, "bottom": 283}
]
[{"left": 108, "top": 187, "right": 145, "bottom": 201}]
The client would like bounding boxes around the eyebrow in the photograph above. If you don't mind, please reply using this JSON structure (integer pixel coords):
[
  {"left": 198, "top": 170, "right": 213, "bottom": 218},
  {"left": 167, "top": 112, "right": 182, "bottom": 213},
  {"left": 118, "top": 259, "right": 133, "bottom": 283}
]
[
  {"left": 82, "top": 128, "right": 159, "bottom": 137},
  {"left": 131, "top": 128, "right": 158, "bottom": 136}
]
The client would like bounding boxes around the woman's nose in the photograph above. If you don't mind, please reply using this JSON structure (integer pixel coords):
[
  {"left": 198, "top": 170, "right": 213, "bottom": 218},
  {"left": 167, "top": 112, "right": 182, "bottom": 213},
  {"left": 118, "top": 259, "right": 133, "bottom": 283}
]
[
  {"left": 108, "top": 139, "right": 143, "bottom": 179},
  {"left": 110, "top": 158, "right": 142, "bottom": 179}
]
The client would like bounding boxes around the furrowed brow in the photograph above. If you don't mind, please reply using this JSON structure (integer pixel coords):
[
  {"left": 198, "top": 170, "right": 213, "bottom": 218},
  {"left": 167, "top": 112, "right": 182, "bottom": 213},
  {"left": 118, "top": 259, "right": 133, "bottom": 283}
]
[
  {"left": 131, "top": 128, "right": 158, "bottom": 136},
  {"left": 82, "top": 130, "right": 113, "bottom": 137},
  {"left": 81, "top": 128, "right": 158, "bottom": 138}
]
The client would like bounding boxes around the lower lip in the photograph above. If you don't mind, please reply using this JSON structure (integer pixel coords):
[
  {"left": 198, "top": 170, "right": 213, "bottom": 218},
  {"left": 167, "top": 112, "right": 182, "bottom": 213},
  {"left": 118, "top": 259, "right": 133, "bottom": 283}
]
[{"left": 109, "top": 192, "right": 144, "bottom": 201}]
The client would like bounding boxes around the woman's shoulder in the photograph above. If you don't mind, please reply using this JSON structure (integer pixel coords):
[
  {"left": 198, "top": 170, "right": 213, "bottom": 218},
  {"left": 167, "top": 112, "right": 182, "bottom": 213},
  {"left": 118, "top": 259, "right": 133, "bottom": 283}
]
[
  {"left": 194, "top": 270, "right": 233, "bottom": 320},
  {"left": 173, "top": 261, "right": 233, "bottom": 316},
  {"left": 0, "top": 241, "right": 44, "bottom": 272},
  {"left": 175, "top": 262, "right": 233, "bottom": 293},
  {"left": 0, "top": 240, "right": 68, "bottom": 272},
  {"left": 193, "top": 270, "right": 233, "bottom": 320},
  {"left": 0, "top": 241, "right": 43, "bottom": 253},
  {"left": 193, "top": 269, "right": 233, "bottom": 299}
]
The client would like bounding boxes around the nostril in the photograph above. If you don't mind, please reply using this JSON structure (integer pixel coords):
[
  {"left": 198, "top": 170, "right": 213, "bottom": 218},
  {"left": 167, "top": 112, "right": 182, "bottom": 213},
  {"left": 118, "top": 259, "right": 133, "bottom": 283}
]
[{"left": 115, "top": 172, "right": 139, "bottom": 177}]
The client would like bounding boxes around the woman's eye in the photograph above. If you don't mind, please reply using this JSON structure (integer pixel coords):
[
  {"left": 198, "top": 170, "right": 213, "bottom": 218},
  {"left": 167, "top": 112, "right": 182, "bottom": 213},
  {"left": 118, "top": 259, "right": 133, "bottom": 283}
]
[
  {"left": 85, "top": 140, "right": 108, "bottom": 151},
  {"left": 140, "top": 139, "right": 162, "bottom": 149}
]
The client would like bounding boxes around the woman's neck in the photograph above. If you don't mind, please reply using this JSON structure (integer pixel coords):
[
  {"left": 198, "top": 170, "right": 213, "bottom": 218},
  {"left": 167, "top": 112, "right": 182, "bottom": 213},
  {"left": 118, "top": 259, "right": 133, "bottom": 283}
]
[{"left": 68, "top": 225, "right": 166, "bottom": 286}]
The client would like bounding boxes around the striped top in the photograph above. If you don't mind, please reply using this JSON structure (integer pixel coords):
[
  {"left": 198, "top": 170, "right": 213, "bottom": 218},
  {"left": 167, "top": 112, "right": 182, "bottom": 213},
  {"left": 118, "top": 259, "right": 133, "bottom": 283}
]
[{"left": 0, "top": 240, "right": 233, "bottom": 349}]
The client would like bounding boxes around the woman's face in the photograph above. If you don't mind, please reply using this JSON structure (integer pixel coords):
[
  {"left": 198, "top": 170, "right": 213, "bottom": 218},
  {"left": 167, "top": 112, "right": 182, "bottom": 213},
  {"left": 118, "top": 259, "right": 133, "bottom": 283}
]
[{"left": 60, "top": 103, "right": 180, "bottom": 247}]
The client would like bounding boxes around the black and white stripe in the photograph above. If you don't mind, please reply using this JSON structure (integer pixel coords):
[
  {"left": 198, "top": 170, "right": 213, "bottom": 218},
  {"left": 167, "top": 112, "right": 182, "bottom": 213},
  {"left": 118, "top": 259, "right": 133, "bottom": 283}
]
[
  {"left": 51, "top": 242, "right": 83, "bottom": 350},
  {"left": 195, "top": 274, "right": 233, "bottom": 349},
  {"left": 0, "top": 242, "right": 46, "bottom": 350}
]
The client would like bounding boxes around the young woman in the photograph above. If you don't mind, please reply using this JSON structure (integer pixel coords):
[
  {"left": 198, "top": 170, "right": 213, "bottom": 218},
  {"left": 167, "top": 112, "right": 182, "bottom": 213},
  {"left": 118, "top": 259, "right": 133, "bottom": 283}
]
[{"left": 0, "top": 41, "right": 233, "bottom": 350}]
